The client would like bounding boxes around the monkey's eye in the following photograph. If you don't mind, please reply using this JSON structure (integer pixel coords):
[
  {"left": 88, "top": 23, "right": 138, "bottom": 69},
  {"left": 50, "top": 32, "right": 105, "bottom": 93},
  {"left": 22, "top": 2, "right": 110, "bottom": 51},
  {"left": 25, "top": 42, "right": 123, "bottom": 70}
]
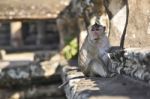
[
  {"left": 91, "top": 24, "right": 105, "bottom": 31},
  {"left": 99, "top": 27, "right": 104, "bottom": 30},
  {"left": 91, "top": 27, "right": 96, "bottom": 31},
  {"left": 91, "top": 27, "right": 103, "bottom": 31},
  {"left": 96, "top": 28, "right": 100, "bottom": 31}
]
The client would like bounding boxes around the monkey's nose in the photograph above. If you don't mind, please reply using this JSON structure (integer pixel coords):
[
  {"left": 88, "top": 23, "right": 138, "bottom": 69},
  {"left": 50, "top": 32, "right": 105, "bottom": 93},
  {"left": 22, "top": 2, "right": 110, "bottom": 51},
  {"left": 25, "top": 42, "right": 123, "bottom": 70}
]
[{"left": 94, "top": 32, "right": 99, "bottom": 37}]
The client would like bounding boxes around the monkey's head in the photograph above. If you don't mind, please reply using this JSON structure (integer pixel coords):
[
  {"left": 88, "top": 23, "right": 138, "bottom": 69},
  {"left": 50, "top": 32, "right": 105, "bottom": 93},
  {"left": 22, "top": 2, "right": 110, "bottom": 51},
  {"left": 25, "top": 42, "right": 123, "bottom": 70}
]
[{"left": 88, "top": 23, "right": 106, "bottom": 41}]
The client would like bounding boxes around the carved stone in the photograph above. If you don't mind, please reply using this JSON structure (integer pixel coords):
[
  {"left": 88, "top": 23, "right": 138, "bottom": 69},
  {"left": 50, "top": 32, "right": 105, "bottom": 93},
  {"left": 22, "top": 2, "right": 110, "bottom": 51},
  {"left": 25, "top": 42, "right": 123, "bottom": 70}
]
[{"left": 109, "top": 47, "right": 150, "bottom": 83}]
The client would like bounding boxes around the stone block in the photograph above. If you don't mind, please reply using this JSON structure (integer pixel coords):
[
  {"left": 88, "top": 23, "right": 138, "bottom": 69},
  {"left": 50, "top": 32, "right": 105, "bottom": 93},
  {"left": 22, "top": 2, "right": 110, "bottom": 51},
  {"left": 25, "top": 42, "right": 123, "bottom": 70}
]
[{"left": 61, "top": 66, "right": 150, "bottom": 99}]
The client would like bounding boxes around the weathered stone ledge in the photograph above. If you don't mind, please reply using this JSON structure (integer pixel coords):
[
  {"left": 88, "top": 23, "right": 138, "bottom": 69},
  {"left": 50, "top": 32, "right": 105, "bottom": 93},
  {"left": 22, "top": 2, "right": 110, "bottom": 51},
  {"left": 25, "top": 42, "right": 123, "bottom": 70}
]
[
  {"left": 61, "top": 66, "right": 150, "bottom": 99},
  {"left": 109, "top": 47, "right": 150, "bottom": 83},
  {"left": 0, "top": 60, "right": 61, "bottom": 87}
]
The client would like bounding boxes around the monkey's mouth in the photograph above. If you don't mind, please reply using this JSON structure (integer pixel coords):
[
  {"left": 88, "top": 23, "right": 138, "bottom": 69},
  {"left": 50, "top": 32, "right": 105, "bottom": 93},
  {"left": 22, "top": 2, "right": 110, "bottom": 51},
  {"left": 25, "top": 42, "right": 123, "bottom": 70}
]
[
  {"left": 94, "top": 38, "right": 98, "bottom": 40},
  {"left": 94, "top": 38, "right": 99, "bottom": 40}
]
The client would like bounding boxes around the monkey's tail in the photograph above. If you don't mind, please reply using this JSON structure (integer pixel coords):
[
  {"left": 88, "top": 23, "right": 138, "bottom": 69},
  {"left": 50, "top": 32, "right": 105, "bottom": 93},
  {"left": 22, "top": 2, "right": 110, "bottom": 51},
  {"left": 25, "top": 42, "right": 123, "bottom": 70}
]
[{"left": 120, "top": 0, "right": 129, "bottom": 49}]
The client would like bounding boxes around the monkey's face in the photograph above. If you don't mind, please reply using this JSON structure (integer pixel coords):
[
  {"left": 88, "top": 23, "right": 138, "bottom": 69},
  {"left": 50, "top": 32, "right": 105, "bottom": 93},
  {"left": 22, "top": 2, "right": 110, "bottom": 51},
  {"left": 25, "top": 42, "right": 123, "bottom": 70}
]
[{"left": 89, "top": 23, "right": 105, "bottom": 41}]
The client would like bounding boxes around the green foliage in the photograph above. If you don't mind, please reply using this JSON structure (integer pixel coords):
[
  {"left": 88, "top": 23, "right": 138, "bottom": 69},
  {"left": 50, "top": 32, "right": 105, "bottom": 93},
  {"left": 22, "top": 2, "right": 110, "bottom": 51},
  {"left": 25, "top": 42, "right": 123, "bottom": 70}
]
[{"left": 62, "top": 38, "right": 78, "bottom": 60}]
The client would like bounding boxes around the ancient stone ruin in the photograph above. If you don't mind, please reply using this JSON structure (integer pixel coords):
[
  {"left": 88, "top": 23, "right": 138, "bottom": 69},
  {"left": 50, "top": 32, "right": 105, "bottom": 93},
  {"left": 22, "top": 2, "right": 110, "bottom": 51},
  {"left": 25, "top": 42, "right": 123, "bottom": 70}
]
[{"left": 0, "top": 0, "right": 149, "bottom": 99}]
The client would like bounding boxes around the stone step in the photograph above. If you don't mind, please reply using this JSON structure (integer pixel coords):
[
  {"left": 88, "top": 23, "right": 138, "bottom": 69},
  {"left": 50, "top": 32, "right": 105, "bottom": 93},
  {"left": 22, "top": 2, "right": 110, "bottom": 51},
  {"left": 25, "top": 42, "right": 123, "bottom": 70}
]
[
  {"left": 61, "top": 66, "right": 150, "bottom": 99},
  {"left": 0, "top": 59, "right": 61, "bottom": 88}
]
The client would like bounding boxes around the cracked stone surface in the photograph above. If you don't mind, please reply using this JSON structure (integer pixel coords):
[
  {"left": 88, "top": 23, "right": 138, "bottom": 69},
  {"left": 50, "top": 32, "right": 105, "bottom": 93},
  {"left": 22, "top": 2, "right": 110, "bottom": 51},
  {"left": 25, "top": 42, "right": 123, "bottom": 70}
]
[{"left": 61, "top": 66, "right": 150, "bottom": 99}]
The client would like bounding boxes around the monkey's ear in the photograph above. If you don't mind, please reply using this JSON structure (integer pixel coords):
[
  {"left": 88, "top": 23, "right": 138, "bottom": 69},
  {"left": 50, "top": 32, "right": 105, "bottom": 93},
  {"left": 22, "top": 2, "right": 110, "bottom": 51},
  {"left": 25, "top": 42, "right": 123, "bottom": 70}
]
[{"left": 87, "top": 26, "right": 91, "bottom": 34}]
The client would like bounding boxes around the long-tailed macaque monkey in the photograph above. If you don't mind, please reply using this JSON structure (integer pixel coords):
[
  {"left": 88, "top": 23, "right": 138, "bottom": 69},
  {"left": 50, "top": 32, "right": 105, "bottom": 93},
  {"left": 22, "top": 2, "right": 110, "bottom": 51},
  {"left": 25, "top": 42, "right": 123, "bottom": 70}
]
[{"left": 78, "top": 23, "right": 112, "bottom": 77}]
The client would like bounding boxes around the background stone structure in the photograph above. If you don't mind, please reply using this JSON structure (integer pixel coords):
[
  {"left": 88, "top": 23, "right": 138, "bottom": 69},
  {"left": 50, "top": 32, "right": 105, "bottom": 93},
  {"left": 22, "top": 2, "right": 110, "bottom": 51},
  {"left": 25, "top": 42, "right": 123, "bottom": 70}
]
[{"left": 107, "top": 0, "right": 150, "bottom": 48}]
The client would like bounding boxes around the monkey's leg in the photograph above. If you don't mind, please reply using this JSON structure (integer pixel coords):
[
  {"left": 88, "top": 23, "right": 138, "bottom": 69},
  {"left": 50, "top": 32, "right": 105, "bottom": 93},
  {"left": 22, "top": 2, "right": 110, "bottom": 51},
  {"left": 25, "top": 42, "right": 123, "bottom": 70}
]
[{"left": 90, "top": 59, "right": 108, "bottom": 77}]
